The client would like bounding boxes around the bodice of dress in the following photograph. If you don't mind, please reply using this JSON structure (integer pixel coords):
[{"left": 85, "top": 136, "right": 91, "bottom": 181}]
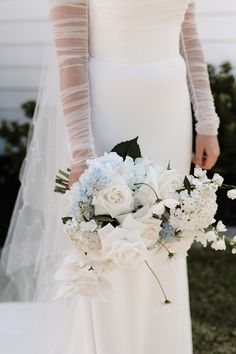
[
  {"left": 48, "top": 0, "right": 220, "bottom": 175},
  {"left": 88, "top": 0, "right": 191, "bottom": 63}
]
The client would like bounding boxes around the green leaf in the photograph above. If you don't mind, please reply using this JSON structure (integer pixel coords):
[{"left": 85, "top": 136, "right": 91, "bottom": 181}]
[
  {"left": 183, "top": 176, "right": 192, "bottom": 195},
  {"left": 167, "top": 160, "right": 171, "bottom": 170},
  {"left": 110, "top": 136, "right": 141, "bottom": 160},
  {"left": 62, "top": 216, "right": 72, "bottom": 224},
  {"left": 95, "top": 215, "right": 117, "bottom": 223}
]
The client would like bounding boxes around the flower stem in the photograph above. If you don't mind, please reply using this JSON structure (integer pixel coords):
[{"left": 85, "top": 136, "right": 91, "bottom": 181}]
[
  {"left": 156, "top": 240, "right": 174, "bottom": 258},
  {"left": 144, "top": 260, "right": 171, "bottom": 304},
  {"left": 134, "top": 182, "right": 160, "bottom": 203}
]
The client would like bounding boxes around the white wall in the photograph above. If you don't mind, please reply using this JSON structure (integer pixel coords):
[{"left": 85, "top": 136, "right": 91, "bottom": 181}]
[
  {"left": 0, "top": 0, "right": 235, "bottom": 123},
  {"left": 0, "top": 0, "right": 51, "bottom": 122}
]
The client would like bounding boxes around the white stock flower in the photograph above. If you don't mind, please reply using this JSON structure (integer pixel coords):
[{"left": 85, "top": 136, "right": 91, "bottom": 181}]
[
  {"left": 92, "top": 175, "right": 134, "bottom": 218},
  {"left": 80, "top": 219, "right": 98, "bottom": 233},
  {"left": 157, "top": 169, "right": 183, "bottom": 200},
  {"left": 212, "top": 173, "right": 224, "bottom": 186},
  {"left": 216, "top": 220, "right": 227, "bottom": 233},
  {"left": 193, "top": 167, "right": 207, "bottom": 179},
  {"left": 205, "top": 230, "right": 218, "bottom": 242},
  {"left": 211, "top": 237, "right": 226, "bottom": 251},
  {"left": 98, "top": 224, "right": 148, "bottom": 269},
  {"left": 227, "top": 189, "right": 236, "bottom": 200},
  {"left": 195, "top": 230, "right": 208, "bottom": 247},
  {"left": 151, "top": 202, "right": 165, "bottom": 216}
]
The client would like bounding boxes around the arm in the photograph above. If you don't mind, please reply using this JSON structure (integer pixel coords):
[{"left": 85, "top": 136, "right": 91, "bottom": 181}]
[
  {"left": 48, "top": 0, "right": 95, "bottom": 184},
  {"left": 180, "top": 0, "right": 220, "bottom": 168}
]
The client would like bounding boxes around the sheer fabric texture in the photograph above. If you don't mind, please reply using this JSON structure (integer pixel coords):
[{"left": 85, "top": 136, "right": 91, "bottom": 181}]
[
  {"left": 48, "top": 0, "right": 96, "bottom": 176},
  {"left": 48, "top": 0, "right": 219, "bottom": 167},
  {"left": 180, "top": 1, "right": 220, "bottom": 135}
]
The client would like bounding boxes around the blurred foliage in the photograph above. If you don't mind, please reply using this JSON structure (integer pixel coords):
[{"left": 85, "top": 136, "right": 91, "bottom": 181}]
[
  {"left": 188, "top": 244, "right": 236, "bottom": 353},
  {"left": 207, "top": 62, "right": 236, "bottom": 225},
  {"left": 0, "top": 100, "right": 35, "bottom": 246},
  {"left": 0, "top": 100, "right": 35, "bottom": 182}
]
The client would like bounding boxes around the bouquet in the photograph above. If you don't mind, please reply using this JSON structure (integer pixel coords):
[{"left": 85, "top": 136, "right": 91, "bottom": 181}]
[{"left": 54, "top": 137, "right": 236, "bottom": 303}]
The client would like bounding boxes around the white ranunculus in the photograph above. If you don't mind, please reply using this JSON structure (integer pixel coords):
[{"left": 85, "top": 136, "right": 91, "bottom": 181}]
[
  {"left": 211, "top": 237, "right": 226, "bottom": 251},
  {"left": 98, "top": 224, "right": 148, "bottom": 269},
  {"left": 227, "top": 189, "right": 236, "bottom": 200},
  {"left": 121, "top": 213, "right": 162, "bottom": 248},
  {"left": 216, "top": 220, "right": 227, "bottom": 232},
  {"left": 92, "top": 175, "right": 134, "bottom": 218},
  {"left": 157, "top": 169, "right": 183, "bottom": 200}
]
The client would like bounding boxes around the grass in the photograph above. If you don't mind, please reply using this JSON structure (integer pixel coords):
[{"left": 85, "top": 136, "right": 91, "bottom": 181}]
[{"left": 188, "top": 244, "right": 236, "bottom": 354}]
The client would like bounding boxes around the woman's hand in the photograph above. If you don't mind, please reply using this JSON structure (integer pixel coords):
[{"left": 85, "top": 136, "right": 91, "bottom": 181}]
[
  {"left": 192, "top": 134, "right": 220, "bottom": 170},
  {"left": 68, "top": 164, "right": 86, "bottom": 189}
]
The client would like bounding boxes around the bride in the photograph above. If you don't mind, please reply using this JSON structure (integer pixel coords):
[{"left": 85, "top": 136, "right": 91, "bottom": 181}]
[{"left": 0, "top": 0, "right": 220, "bottom": 353}]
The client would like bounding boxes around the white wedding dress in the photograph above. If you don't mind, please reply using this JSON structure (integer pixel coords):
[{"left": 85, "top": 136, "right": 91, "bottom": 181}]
[{"left": 0, "top": 1, "right": 220, "bottom": 353}]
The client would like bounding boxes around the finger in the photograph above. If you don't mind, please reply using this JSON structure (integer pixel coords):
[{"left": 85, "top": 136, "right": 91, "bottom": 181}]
[
  {"left": 202, "top": 150, "right": 219, "bottom": 170},
  {"left": 195, "top": 142, "right": 205, "bottom": 168}
]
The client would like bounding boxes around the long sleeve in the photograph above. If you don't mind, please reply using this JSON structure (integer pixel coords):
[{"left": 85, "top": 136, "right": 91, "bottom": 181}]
[
  {"left": 48, "top": 0, "right": 95, "bottom": 174},
  {"left": 180, "top": 1, "right": 220, "bottom": 136}
]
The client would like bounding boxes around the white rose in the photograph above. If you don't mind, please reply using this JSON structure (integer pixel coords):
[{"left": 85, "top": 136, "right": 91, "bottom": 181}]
[
  {"left": 92, "top": 175, "right": 134, "bottom": 218},
  {"left": 227, "top": 189, "right": 236, "bottom": 200},
  {"left": 232, "top": 248, "right": 236, "bottom": 255},
  {"left": 98, "top": 224, "right": 148, "bottom": 269},
  {"left": 216, "top": 220, "right": 227, "bottom": 232},
  {"left": 211, "top": 237, "right": 226, "bottom": 251},
  {"left": 157, "top": 169, "right": 183, "bottom": 200}
]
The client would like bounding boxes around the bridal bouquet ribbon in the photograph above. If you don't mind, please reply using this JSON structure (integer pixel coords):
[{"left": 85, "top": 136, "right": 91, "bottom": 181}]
[{"left": 54, "top": 137, "right": 236, "bottom": 303}]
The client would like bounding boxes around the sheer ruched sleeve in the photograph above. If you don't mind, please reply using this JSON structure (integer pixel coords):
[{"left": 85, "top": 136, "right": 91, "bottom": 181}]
[
  {"left": 180, "top": 1, "right": 220, "bottom": 136},
  {"left": 48, "top": 0, "right": 95, "bottom": 174}
]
